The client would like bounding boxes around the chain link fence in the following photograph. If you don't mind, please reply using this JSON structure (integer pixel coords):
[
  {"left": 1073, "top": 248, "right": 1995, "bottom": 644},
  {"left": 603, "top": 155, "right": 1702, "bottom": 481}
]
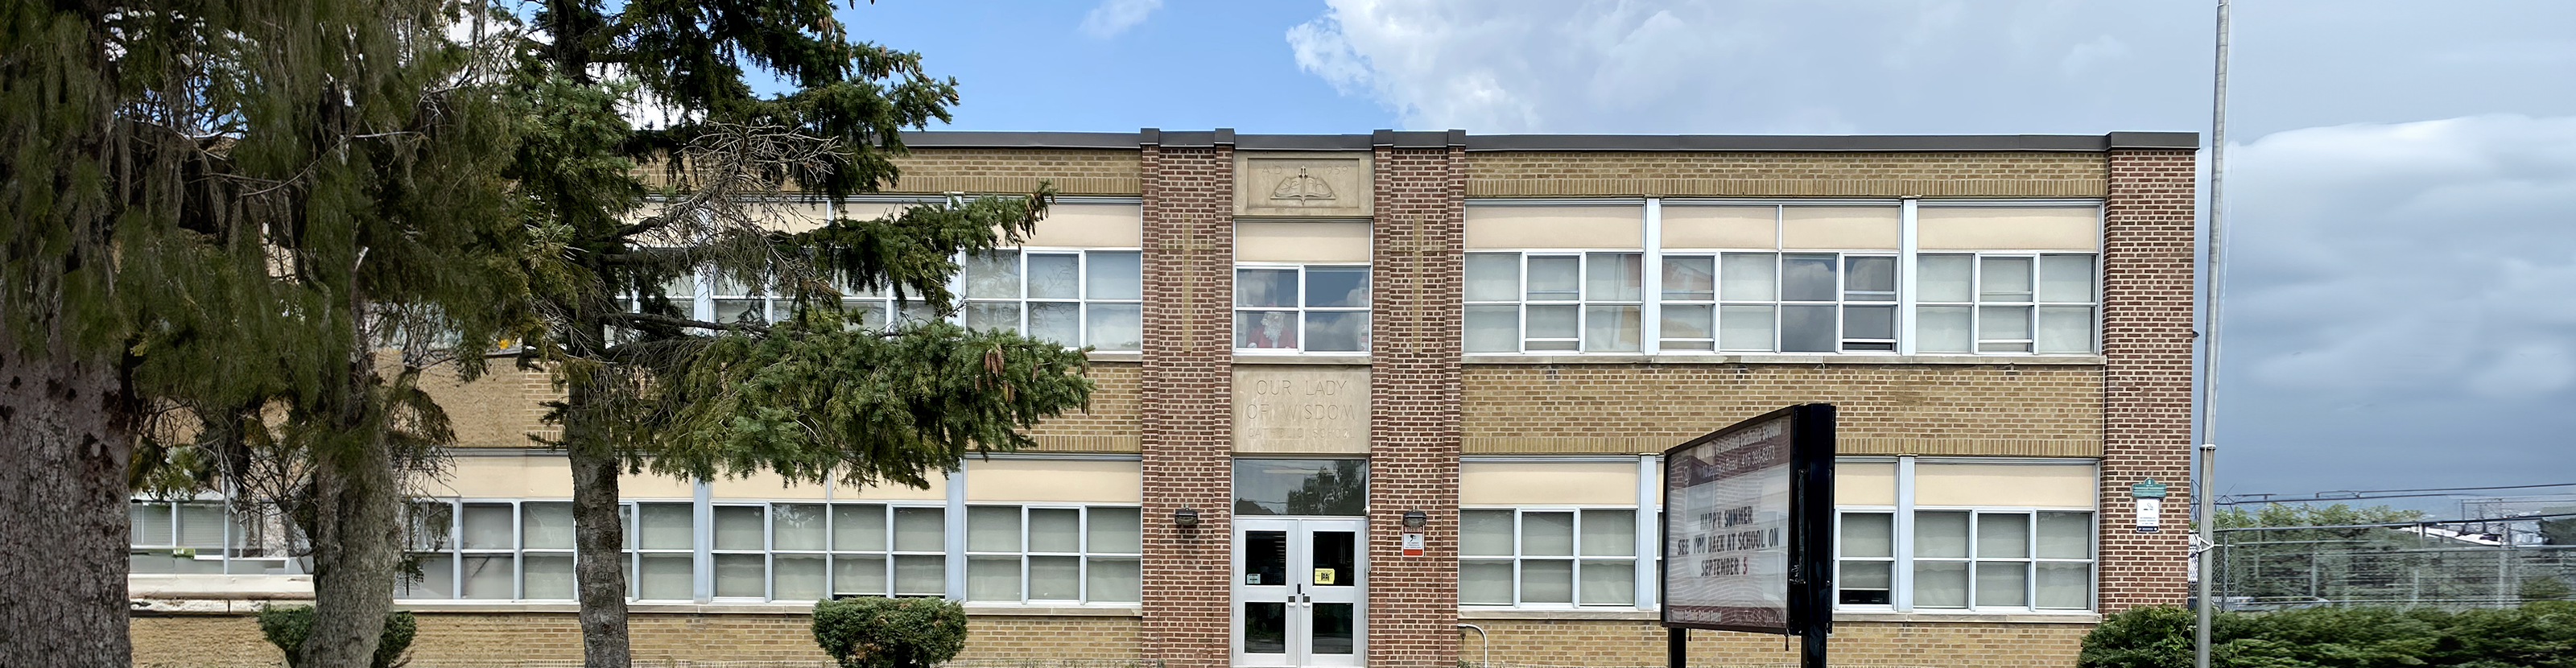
[{"left": 2211, "top": 513, "right": 2576, "bottom": 610}]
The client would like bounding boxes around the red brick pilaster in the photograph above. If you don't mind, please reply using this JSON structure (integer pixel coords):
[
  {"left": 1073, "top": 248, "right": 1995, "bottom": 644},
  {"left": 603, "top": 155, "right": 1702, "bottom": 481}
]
[
  {"left": 1367, "top": 137, "right": 1466, "bottom": 668},
  {"left": 1138, "top": 134, "right": 1236, "bottom": 668},
  {"left": 2097, "top": 148, "right": 2198, "bottom": 612}
]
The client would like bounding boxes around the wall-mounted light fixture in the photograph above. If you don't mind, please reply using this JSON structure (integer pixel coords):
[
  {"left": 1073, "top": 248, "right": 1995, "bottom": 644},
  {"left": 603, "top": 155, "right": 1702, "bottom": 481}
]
[
  {"left": 1402, "top": 509, "right": 1427, "bottom": 529},
  {"left": 1174, "top": 507, "right": 1201, "bottom": 529}
]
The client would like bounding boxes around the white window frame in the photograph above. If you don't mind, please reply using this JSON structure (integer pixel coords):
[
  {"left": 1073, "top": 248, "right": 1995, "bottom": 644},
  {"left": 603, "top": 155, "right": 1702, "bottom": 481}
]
[
  {"left": 960, "top": 247, "right": 1147, "bottom": 352},
  {"left": 1457, "top": 505, "right": 1646, "bottom": 608},
  {"left": 1831, "top": 504, "right": 2099, "bottom": 613},
  {"left": 1911, "top": 251, "right": 2101, "bottom": 356},
  {"left": 1655, "top": 249, "right": 1903, "bottom": 355},
  {"left": 960, "top": 504, "right": 1144, "bottom": 605},
  {"left": 1462, "top": 251, "right": 1649, "bottom": 354},
  {"left": 1232, "top": 262, "right": 1373, "bottom": 356}
]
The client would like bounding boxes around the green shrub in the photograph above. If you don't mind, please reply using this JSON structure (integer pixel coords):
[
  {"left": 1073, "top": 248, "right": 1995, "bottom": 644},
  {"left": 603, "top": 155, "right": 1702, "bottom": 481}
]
[
  {"left": 255, "top": 604, "right": 417, "bottom": 668},
  {"left": 2082, "top": 602, "right": 2576, "bottom": 668},
  {"left": 811, "top": 596, "right": 968, "bottom": 668}
]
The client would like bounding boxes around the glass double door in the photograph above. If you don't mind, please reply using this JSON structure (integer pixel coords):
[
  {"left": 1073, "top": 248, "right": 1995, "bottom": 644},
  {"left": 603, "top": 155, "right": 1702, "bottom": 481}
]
[{"left": 1233, "top": 517, "right": 1364, "bottom": 667}]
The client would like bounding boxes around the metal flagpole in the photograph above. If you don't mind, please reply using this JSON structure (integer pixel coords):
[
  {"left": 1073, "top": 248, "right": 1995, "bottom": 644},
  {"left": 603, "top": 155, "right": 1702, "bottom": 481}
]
[{"left": 2196, "top": 2, "right": 2232, "bottom": 668}]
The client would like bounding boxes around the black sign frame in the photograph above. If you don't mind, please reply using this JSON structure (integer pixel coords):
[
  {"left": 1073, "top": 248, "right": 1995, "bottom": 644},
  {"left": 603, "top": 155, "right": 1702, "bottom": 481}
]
[{"left": 1657, "top": 403, "right": 1835, "bottom": 643}]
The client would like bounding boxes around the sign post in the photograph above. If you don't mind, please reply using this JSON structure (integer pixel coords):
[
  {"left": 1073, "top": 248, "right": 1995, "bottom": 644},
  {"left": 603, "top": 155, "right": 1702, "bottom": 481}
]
[{"left": 1660, "top": 404, "right": 1835, "bottom": 668}]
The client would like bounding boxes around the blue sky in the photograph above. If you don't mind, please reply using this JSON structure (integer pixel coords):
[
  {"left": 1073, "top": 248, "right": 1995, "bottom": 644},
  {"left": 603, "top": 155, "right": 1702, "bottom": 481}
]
[{"left": 833, "top": 1, "right": 2576, "bottom": 512}]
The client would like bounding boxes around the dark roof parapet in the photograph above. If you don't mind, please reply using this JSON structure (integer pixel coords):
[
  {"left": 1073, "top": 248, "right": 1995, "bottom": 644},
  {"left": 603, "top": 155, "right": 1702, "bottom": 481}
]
[{"left": 895, "top": 130, "right": 2201, "bottom": 152}]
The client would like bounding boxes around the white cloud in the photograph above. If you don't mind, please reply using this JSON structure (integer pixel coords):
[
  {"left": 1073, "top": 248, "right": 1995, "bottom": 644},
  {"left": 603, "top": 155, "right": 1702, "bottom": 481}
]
[{"left": 1080, "top": 0, "right": 1164, "bottom": 39}]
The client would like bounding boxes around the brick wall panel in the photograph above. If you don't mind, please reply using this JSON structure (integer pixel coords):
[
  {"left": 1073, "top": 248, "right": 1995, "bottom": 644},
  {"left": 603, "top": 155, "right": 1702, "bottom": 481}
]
[
  {"left": 1138, "top": 143, "right": 1236, "bottom": 668},
  {"left": 2097, "top": 149, "right": 2198, "bottom": 612},
  {"left": 1368, "top": 146, "right": 1468, "bottom": 668}
]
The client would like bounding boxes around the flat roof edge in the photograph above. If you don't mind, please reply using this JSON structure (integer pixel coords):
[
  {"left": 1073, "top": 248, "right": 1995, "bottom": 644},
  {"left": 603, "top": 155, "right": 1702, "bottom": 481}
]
[{"left": 892, "top": 130, "right": 2202, "bottom": 152}]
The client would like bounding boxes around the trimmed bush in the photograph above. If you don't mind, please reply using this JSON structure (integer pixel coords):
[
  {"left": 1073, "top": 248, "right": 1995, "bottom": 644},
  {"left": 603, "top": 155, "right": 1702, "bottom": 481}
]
[
  {"left": 2082, "top": 601, "right": 2576, "bottom": 668},
  {"left": 255, "top": 604, "right": 417, "bottom": 668},
  {"left": 812, "top": 596, "right": 969, "bottom": 668}
]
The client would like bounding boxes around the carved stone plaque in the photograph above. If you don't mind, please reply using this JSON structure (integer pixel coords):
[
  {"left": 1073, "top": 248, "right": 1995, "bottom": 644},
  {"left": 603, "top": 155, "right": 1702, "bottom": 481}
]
[
  {"left": 1236, "top": 152, "right": 1371, "bottom": 218},
  {"left": 1232, "top": 365, "right": 1369, "bottom": 454}
]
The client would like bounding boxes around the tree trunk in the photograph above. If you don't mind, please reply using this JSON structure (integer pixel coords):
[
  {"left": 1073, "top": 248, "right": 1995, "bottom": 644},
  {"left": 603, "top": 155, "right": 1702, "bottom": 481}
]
[
  {"left": 300, "top": 384, "right": 402, "bottom": 668},
  {"left": 568, "top": 393, "right": 633, "bottom": 668},
  {"left": 0, "top": 324, "right": 138, "bottom": 666}
]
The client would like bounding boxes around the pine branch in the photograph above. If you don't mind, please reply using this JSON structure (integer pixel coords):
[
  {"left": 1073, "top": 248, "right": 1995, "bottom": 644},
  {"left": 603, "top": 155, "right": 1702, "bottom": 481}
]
[{"left": 604, "top": 311, "right": 769, "bottom": 334}]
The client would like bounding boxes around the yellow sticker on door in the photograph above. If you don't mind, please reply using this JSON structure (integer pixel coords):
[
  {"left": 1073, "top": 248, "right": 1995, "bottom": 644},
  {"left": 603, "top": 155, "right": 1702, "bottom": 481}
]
[{"left": 1313, "top": 568, "right": 1335, "bottom": 585}]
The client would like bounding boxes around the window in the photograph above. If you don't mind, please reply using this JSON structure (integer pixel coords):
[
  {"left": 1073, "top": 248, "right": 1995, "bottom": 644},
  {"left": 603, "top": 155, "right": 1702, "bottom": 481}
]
[
  {"left": 1459, "top": 508, "right": 1640, "bottom": 607},
  {"left": 1236, "top": 265, "right": 1370, "bottom": 353},
  {"left": 1654, "top": 253, "right": 1897, "bottom": 353},
  {"left": 129, "top": 500, "right": 252, "bottom": 575},
  {"left": 1837, "top": 509, "right": 2094, "bottom": 611},
  {"left": 1916, "top": 254, "right": 2096, "bottom": 354},
  {"left": 963, "top": 249, "right": 1146, "bottom": 351},
  {"left": 1463, "top": 253, "right": 1644, "bottom": 353},
  {"left": 398, "top": 500, "right": 956, "bottom": 602},
  {"left": 962, "top": 505, "right": 1143, "bottom": 604},
  {"left": 398, "top": 500, "right": 575, "bottom": 600}
]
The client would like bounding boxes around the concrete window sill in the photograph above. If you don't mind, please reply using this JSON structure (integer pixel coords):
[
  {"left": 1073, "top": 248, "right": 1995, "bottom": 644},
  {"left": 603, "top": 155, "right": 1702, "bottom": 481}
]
[{"left": 1463, "top": 354, "right": 2107, "bottom": 365}]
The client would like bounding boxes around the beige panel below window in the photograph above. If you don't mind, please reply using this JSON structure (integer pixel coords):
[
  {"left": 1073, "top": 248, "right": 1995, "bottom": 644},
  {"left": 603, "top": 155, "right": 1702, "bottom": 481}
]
[
  {"left": 1460, "top": 462, "right": 1638, "bottom": 505},
  {"left": 1662, "top": 206, "right": 1777, "bottom": 249},
  {"left": 1235, "top": 221, "right": 1371, "bottom": 263},
  {"left": 1837, "top": 463, "right": 1896, "bottom": 506},
  {"left": 426, "top": 455, "right": 573, "bottom": 499},
  {"left": 1914, "top": 463, "right": 2098, "bottom": 508},
  {"left": 964, "top": 460, "right": 1141, "bottom": 504},
  {"left": 837, "top": 201, "right": 911, "bottom": 222},
  {"left": 707, "top": 471, "right": 829, "bottom": 501},
  {"left": 1918, "top": 208, "right": 2100, "bottom": 250},
  {"left": 1025, "top": 204, "right": 1144, "bottom": 248},
  {"left": 1780, "top": 207, "right": 1899, "bottom": 249},
  {"left": 1464, "top": 206, "right": 1643, "bottom": 249},
  {"left": 837, "top": 474, "right": 950, "bottom": 501},
  {"left": 621, "top": 471, "right": 702, "bottom": 500}
]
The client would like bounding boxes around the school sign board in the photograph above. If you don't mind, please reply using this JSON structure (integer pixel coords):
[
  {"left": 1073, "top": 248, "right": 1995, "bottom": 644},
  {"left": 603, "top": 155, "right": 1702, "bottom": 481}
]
[{"left": 1660, "top": 404, "right": 1835, "bottom": 641}]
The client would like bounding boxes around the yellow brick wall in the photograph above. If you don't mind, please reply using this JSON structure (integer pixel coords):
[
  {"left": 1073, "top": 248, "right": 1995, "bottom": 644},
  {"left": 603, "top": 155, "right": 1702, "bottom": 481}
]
[
  {"left": 1464, "top": 151, "right": 2107, "bottom": 197},
  {"left": 1459, "top": 364, "right": 2104, "bottom": 456},
  {"left": 1027, "top": 361, "right": 1142, "bottom": 453},
  {"left": 132, "top": 612, "right": 1143, "bottom": 667},
  {"left": 419, "top": 362, "right": 559, "bottom": 448},
  {"left": 1462, "top": 619, "right": 2090, "bottom": 668},
  {"left": 886, "top": 148, "right": 1144, "bottom": 196}
]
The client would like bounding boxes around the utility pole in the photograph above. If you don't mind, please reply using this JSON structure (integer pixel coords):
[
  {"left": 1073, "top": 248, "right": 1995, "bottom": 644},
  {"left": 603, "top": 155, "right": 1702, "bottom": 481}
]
[{"left": 2197, "top": 2, "right": 2232, "bottom": 668}]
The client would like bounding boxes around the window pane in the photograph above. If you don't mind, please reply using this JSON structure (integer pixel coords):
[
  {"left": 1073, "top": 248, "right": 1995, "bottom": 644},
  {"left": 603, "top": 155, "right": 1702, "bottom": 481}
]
[
  {"left": 1916, "top": 511, "right": 1970, "bottom": 559},
  {"left": 1914, "top": 561, "right": 1968, "bottom": 608},
  {"left": 637, "top": 504, "right": 692, "bottom": 551},
  {"left": 1580, "top": 561, "right": 1637, "bottom": 605},
  {"left": 1580, "top": 509, "right": 1637, "bottom": 556},
  {"left": 523, "top": 502, "right": 575, "bottom": 550},
  {"left": 1979, "top": 306, "right": 2033, "bottom": 353},
  {"left": 1521, "top": 559, "right": 1574, "bottom": 604},
  {"left": 1781, "top": 254, "right": 1838, "bottom": 301},
  {"left": 524, "top": 555, "right": 575, "bottom": 600},
  {"left": 1461, "top": 510, "right": 1515, "bottom": 557},
  {"left": 1586, "top": 253, "right": 1643, "bottom": 301},
  {"left": 1028, "top": 509, "right": 1080, "bottom": 553},
  {"left": 964, "top": 250, "right": 1019, "bottom": 299},
  {"left": 1843, "top": 305, "right": 1894, "bottom": 341},
  {"left": 1525, "top": 304, "right": 1579, "bottom": 346},
  {"left": 893, "top": 555, "right": 946, "bottom": 596},
  {"left": 132, "top": 503, "right": 173, "bottom": 546},
  {"left": 967, "top": 506, "right": 1021, "bottom": 552},
  {"left": 1526, "top": 257, "right": 1580, "bottom": 301},
  {"left": 1839, "top": 561, "right": 1893, "bottom": 605},
  {"left": 1661, "top": 304, "right": 1713, "bottom": 344},
  {"left": 638, "top": 555, "right": 692, "bottom": 600},
  {"left": 2036, "top": 307, "right": 2094, "bottom": 354},
  {"left": 1719, "top": 305, "right": 1775, "bottom": 352},
  {"left": 2036, "top": 513, "right": 2092, "bottom": 559},
  {"left": 966, "top": 555, "right": 1022, "bottom": 601},
  {"left": 1843, "top": 513, "right": 1894, "bottom": 559},
  {"left": 1918, "top": 254, "right": 1973, "bottom": 302},
  {"left": 833, "top": 555, "right": 888, "bottom": 596},
  {"left": 1307, "top": 267, "right": 1369, "bottom": 308},
  {"left": 774, "top": 504, "right": 826, "bottom": 551},
  {"left": 461, "top": 555, "right": 514, "bottom": 600},
  {"left": 2038, "top": 255, "right": 2095, "bottom": 303},
  {"left": 832, "top": 505, "right": 886, "bottom": 551},
  {"left": 1465, "top": 304, "right": 1521, "bottom": 353},
  {"left": 1917, "top": 306, "right": 1972, "bottom": 353},
  {"left": 847, "top": 299, "right": 892, "bottom": 329},
  {"left": 1086, "top": 251, "right": 1142, "bottom": 300},
  {"left": 461, "top": 503, "right": 514, "bottom": 550},
  {"left": 1721, "top": 253, "right": 1777, "bottom": 301},
  {"left": 178, "top": 503, "right": 233, "bottom": 548},
  {"left": 1236, "top": 269, "right": 1298, "bottom": 307},
  {"left": 1232, "top": 459, "right": 1368, "bottom": 516},
  {"left": 1977, "top": 563, "right": 2029, "bottom": 608},
  {"left": 1464, "top": 254, "right": 1521, "bottom": 302},
  {"left": 964, "top": 301, "right": 1020, "bottom": 332},
  {"left": 1844, "top": 256, "right": 1896, "bottom": 301},
  {"left": 1305, "top": 311, "right": 1369, "bottom": 353},
  {"left": 1460, "top": 561, "right": 1514, "bottom": 604},
  {"left": 1522, "top": 512, "right": 1575, "bottom": 557},
  {"left": 1981, "top": 257, "right": 2033, "bottom": 302},
  {"left": 713, "top": 506, "right": 763, "bottom": 551},
  {"left": 1662, "top": 257, "right": 1715, "bottom": 301},
  {"left": 2036, "top": 563, "right": 2091, "bottom": 608},
  {"left": 714, "top": 554, "right": 765, "bottom": 598},
  {"left": 1581, "top": 305, "right": 1641, "bottom": 352},
  {"left": 1026, "top": 254, "right": 1080, "bottom": 299},
  {"left": 774, "top": 555, "right": 827, "bottom": 601},
  {"left": 1028, "top": 555, "right": 1081, "bottom": 600},
  {"left": 413, "top": 555, "right": 455, "bottom": 599},
  {"left": 1021, "top": 301, "right": 1079, "bottom": 347},
  {"left": 1087, "top": 508, "right": 1142, "bottom": 555},
  {"left": 1087, "top": 557, "right": 1141, "bottom": 603},
  {"left": 1781, "top": 304, "right": 1836, "bottom": 353},
  {"left": 892, "top": 507, "right": 944, "bottom": 553},
  {"left": 1979, "top": 514, "right": 2031, "bottom": 559},
  {"left": 715, "top": 299, "right": 765, "bottom": 324},
  {"left": 1086, "top": 303, "right": 1142, "bottom": 351},
  {"left": 1236, "top": 311, "right": 1298, "bottom": 349}
]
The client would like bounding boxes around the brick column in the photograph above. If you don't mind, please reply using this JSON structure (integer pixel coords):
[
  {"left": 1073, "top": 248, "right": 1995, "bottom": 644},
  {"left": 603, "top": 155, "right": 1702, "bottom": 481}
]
[
  {"left": 1367, "top": 132, "right": 1466, "bottom": 668},
  {"left": 1138, "top": 130, "right": 1236, "bottom": 667},
  {"left": 2096, "top": 147, "right": 2198, "bottom": 611}
]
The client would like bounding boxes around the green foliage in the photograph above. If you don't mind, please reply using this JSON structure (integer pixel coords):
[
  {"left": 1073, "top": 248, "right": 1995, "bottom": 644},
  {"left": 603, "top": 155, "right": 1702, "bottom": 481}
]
[
  {"left": 2216, "top": 503, "right": 2427, "bottom": 530},
  {"left": 2525, "top": 576, "right": 2574, "bottom": 602},
  {"left": 256, "top": 605, "right": 418, "bottom": 668},
  {"left": 811, "top": 596, "right": 968, "bottom": 668},
  {"left": 2082, "top": 602, "right": 2576, "bottom": 668}
]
